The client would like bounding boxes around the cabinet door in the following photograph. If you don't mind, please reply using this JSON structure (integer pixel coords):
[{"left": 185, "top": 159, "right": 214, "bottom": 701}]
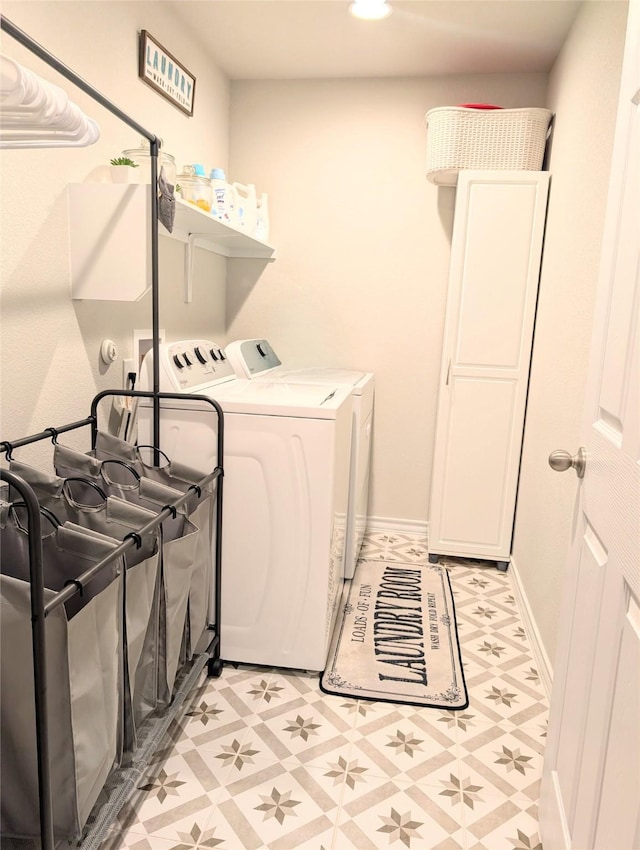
[
  {"left": 428, "top": 171, "right": 550, "bottom": 561},
  {"left": 68, "top": 184, "right": 151, "bottom": 301}
]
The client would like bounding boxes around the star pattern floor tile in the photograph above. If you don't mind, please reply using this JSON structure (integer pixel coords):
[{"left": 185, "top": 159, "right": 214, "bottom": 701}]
[{"left": 101, "top": 531, "right": 549, "bottom": 849}]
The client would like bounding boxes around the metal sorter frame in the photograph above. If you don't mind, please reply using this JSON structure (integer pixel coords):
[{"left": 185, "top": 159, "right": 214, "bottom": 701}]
[{"left": 0, "top": 15, "right": 225, "bottom": 850}]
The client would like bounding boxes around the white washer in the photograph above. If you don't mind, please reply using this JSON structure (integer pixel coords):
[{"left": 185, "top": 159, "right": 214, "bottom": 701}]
[
  {"left": 224, "top": 338, "right": 374, "bottom": 579},
  {"left": 138, "top": 339, "right": 352, "bottom": 672}
]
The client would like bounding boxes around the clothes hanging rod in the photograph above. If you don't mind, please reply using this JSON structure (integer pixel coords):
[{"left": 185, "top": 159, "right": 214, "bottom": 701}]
[
  {"left": 0, "top": 21, "right": 183, "bottom": 848},
  {"left": 0, "top": 14, "right": 163, "bottom": 449},
  {"left": 0, "top": 15, "right": 157, "bottom": 144}
]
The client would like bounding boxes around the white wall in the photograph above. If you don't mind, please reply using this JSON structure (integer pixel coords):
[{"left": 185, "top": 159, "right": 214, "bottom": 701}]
[
  {"left": 1, "top": 1, "right": 629, "bottom": 672},
  {"left": 227, "top": 73, "right": 548, "bottom": 522},
  {"left": 512, "top": 0, "right": 628, "bottom": 666},
  {"left": 0, "top": 1, "right": 229, "bottom": 466}
]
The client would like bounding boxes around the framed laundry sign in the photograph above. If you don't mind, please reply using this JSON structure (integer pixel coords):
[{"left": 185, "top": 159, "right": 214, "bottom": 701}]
[{"left": 138, "top": 30, "right": 196, "bottom": 116}]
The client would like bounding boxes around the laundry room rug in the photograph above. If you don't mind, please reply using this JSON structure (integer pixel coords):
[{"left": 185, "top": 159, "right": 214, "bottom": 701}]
[{"left": 321, "top": 561, "right": 468, "bottom": 709}]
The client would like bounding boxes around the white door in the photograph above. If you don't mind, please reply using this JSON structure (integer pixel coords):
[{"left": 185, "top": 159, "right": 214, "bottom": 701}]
[{"left": 539, "top": 2, "right": 639, "bottom": 848}]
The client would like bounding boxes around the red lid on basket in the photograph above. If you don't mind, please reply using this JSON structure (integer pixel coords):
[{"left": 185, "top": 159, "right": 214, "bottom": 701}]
[{"left": 458, "top": 103, "right": 503, "bottom": 109}]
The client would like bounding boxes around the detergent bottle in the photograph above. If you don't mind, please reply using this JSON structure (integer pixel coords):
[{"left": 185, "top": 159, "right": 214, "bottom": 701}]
[
  {"left": 254, "top": 192, "right": 270, "bottom": 242},
  {"left": 209, "top": 168, "right": 237, "bottom": 225},
  {"left": 232, "top": 182, "right": 257, "bottom": 234}
]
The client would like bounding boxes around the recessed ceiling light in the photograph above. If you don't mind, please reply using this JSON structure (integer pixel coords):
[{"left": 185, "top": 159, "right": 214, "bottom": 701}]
[{"left": 349, "top": 0, "right": 392, "bottom": 21}]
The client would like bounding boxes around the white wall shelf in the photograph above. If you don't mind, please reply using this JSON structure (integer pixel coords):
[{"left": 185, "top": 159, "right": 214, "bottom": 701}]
[
  {"left": 167, "top": 197, "right": 276, "bottom": 260},
  {"left": 68, "top": 185, "right": 275, "bottom": 301}
]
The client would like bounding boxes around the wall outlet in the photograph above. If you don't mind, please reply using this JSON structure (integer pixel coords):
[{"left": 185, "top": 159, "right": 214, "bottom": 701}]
[
  {"left": 123, "top": 358, "right": 136, "bottom": 389},
  {"left": 133, "top": 328, "right": 165, "bottom": 390}
]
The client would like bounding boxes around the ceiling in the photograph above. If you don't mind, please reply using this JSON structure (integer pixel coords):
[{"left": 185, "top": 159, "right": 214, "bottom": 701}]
[{"left": 168, "top": 0, "right": 582, "bottom": 81}]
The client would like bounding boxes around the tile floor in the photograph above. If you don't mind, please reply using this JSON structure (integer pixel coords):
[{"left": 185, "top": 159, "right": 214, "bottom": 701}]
[{"left": 103, "top": 531, "right": 549, "bottom": 850}]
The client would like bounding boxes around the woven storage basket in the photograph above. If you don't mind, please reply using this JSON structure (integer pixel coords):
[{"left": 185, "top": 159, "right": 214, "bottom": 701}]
[{"left": 425, "top": 106, "right": 553, "bottom": 185}]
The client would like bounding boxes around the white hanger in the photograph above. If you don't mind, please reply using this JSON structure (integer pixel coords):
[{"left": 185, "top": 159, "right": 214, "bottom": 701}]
[{"left": 0, "top": 54, "right": 100, "bottom": 148}]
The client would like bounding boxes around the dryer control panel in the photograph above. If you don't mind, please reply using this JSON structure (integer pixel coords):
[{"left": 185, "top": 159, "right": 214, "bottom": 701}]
[
  {"left": 140, "top": 339, "right": 237, "bottom": 393},
  {"left": 225, "top": 338, "right": 281, "bottom": 378}
]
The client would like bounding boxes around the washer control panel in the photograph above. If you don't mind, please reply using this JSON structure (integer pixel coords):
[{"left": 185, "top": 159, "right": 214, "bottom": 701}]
[{"left": 140, "top": 339, "right": 237, "bottom": 393}]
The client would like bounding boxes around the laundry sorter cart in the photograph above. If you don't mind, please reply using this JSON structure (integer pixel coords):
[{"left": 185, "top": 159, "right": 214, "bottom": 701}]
[{"left": 0, "top": 389, "right": 225, "bottom": 848}]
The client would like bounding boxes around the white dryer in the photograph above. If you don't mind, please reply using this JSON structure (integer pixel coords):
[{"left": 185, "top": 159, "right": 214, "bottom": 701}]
[
  {"left": 138, "top": 340, "right": 352, "bottom": 672},
  {"left": 224, "top": 338, "right": 374, "bottom": 579}
]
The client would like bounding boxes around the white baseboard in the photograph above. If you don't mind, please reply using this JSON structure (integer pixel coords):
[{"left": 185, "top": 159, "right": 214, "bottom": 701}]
[
  {"left": 540, "top": 770, "right": 572, "bottom": 850},
  {"left": 509, "top": 555, "right": 553, "bottom": 701},
  {"left": 365, "top": 516, "right": 429, "bottom": 537}
]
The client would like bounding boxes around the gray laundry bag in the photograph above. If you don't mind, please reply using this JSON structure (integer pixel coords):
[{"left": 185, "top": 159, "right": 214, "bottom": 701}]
[
  {"left": 95, "top": 431, "right": 216, "bottom": 659},
  {"left": 0, "top": 504, "right": 123, "bottom": 841},
  {"left": 53, "top": 443, "right": 199, "bottom": 708},
  {"left": 112, "top": 473, "right": 199, "bottom": 708},
  {"left": 8, "top": 460, "right": 161, "bottom": 750}
]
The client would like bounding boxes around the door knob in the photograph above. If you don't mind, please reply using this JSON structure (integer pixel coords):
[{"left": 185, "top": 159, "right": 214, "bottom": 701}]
[{"left": 548, "top": 447, "right": 586, "bottom": 478}]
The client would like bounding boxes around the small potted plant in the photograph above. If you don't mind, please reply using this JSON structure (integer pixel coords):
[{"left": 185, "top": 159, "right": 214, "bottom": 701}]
[{"left": 109, "top": 156, "right": 140, "bottom": 184}]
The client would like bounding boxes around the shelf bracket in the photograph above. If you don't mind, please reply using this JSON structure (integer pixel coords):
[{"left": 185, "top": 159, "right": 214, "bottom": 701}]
[{"left": 184, "top": 233, "right": 209, "bottom": 303}]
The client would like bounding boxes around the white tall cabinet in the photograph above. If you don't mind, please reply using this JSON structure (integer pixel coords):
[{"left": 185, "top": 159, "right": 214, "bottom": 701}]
[{"left": 428, "top": 170, "right": 550, "bottom": 569}]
